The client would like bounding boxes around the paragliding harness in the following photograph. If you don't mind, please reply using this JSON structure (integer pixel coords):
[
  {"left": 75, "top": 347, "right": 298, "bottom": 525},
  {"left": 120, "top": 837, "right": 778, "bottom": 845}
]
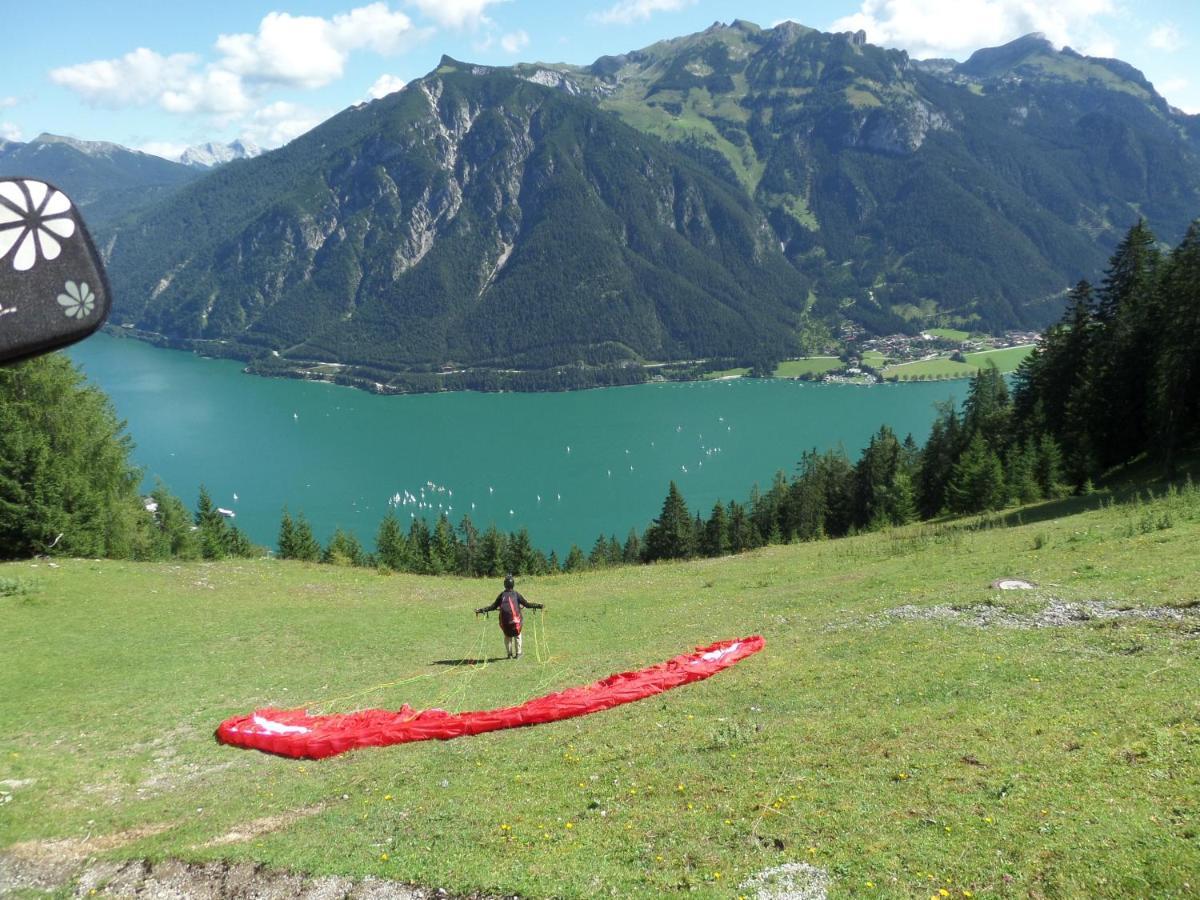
[{"left": 497, "top": 589, "right": 523, "bottom": 637}]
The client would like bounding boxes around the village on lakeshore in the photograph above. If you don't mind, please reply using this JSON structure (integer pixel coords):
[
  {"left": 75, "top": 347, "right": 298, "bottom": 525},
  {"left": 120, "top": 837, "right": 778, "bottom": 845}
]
[{"left": 709, "top": 328, "right": 1041, "bottom": 385}]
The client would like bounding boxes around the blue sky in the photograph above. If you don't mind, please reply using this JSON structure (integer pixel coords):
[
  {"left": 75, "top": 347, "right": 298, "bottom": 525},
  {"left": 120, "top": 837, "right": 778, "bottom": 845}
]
[{"left": 3, "top": 0, "right": 1198, "bottom": 158}]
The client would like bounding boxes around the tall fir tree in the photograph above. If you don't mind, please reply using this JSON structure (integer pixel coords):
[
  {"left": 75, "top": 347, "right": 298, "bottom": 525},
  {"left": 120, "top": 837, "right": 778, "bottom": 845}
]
[
  {"left": 195, "top": 485, "right": 229, "bottom": 560},
  {"left": 643, "top": 481, "right": 694, "bottom": 561},
  {"left": 0, "top": 354, "right": 150, "bottom": 559},
  {"left": 1154, "top": 221, "right": 1200, "bottom": 474},
  {"left": 375, "top": 510, "right": 408, "bottom": 570}
]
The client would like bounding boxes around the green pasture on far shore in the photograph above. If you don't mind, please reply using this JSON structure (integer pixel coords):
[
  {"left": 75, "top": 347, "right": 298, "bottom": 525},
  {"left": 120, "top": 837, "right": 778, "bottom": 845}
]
[
  {"left": 924, "top": 328, "right": 973, "bottom": 341},
  {"left": 3, "top": 478, "right": 1200, "bottom": 897},
  {"left": 884, "top": 345, "right": 1035, "bottom": 380}
]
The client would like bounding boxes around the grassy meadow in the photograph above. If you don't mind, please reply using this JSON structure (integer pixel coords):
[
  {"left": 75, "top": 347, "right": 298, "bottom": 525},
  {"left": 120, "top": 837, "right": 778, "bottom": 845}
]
[
  {"left": 2, "top": 483, "right": 1200, "bottom": 898},
  {"left": 884, "top": 347, "right": 1034, "bottom": 381}
]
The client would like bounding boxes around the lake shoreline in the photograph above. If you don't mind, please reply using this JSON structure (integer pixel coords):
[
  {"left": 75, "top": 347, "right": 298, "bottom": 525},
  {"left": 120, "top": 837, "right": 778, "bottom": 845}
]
[{"left": 102, "top": 325, "right": 1003, "bottom": 398}]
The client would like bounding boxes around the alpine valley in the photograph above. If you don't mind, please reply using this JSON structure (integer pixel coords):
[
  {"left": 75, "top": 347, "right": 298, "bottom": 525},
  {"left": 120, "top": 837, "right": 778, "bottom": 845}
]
[{"left": 50, "top": 21, "right": 1200, "bottom": 390}]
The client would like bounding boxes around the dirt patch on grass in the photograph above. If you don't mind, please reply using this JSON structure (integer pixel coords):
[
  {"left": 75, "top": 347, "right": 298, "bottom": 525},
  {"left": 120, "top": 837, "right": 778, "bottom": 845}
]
[
  {"left": 72, "top": 859, "right": 454, "bottom": 898},
  {"left": 1, "top": 815, "right": 498, "bottom": 898},
  {"left": 202, "top": 803, "right": 327, "bottom": 847},
  {"left": 851, "top": 598, "right": 1200, "bottom": 630},
  {"left": 0, "top": 822, "right": 175, "bottom": 894}
]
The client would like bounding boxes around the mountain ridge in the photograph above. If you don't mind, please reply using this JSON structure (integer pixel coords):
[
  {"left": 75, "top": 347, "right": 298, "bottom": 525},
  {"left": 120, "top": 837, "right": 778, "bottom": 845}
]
[{"left": 92, "top": 21, "right": 1200, "bottom": 389}]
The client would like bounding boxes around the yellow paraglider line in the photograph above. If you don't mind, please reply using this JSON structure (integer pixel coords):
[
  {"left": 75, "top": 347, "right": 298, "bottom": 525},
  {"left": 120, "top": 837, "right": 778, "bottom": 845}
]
[{"left": 303, "top": 614, "right": 494, "bottom": 714}]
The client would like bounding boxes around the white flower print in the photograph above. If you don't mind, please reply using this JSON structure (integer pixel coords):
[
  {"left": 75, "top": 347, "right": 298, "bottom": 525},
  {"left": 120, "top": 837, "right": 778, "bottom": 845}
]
[
  {"left": 57, "top": 281, "right": 95, "bottom": 319},
  {"left": 0, "top": 180, "right": 76, "bottom": 272}
]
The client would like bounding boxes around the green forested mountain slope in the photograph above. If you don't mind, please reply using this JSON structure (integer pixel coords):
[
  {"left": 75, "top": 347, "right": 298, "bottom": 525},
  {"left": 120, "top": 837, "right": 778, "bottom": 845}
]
[
  {"left": 0, "top": 134, "right": 200, "bottom": 232},
  {"left": 103, "top": 22, "right": 1200, "bottom": 377},
  {"left": 105, "top": 66, "right": 811, "bottom": 372},
  {"left": 552, "top": 23, "right": 1200, "bottom": 332}
]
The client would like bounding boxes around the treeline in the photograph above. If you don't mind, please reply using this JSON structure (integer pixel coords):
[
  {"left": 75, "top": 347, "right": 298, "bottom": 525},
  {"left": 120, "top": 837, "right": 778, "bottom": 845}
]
[{"left": 1010, "top": 219, "right": 1200, "bottom": 483}]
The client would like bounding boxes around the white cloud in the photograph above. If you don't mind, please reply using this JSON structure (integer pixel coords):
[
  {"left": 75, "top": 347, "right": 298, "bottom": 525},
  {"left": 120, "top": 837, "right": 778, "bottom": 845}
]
[
  {"left": 241, "top": 101, "right": 326, "bottom": 148},
  {"left": 0, "top": 97, "right": 17, "bottom": 110},
  {"left": 1, "top": 122, "right": 21, "bottom": 142},
  {"left": 1148, "top": 23, "right": 1183, "bottom": 53},
  {"left": 368, "top": 73, "right": 408, "bottom": 98},
  {"left": 589, "top": 0, "right": 695, "bottom": 26},
  {"left": 216, "top": 4, "right": 415, "bottom": 89},
  {"left": 137, "top": 141, "right": 189, "bottom": 162},
  {"left": 405, "top": 0, "right": 507, "bottom": 30},
  {"left": 50, "top": 48, "right": 200, "bottom": 108},
  {"left": 47, "top": 4, "right": 428, "bottom": 149},
  {"left": 160, "top": 69, "right": 254, "bottom": 116},
  {"left": 830, "top": 0, "right": 1117, "bottom": 61},
  {"left": 500, "top": 29, "right": 530, "bottom": 54}
]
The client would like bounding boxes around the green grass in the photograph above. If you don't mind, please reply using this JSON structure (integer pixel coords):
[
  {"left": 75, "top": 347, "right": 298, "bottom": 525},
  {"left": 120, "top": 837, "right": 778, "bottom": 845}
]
[
  {"left": 925, "top": 328, "right": 972, "bottom": 341},
  {"left": 886, "top": 345, "right": 1034, "bottom": 380},
  {"left": 3, "top": 483, "right": 1200, "bottom": 897},
  {"left": 775, "top": 357, "right": 842, "bottom": 378},
  {"left": 703, "top": 366, "right": 750, "bottom": 380}
]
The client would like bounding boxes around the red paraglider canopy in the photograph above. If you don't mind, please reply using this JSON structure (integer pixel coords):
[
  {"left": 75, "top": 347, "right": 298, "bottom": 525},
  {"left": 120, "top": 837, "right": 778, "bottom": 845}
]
[{"left": 217, "top": 636, "right": 764, "bottom": 759}]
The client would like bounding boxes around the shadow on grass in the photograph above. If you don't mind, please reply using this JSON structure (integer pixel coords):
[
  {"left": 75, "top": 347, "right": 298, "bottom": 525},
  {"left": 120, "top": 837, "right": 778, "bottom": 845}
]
[{"left": 431, "top": 658, "right": 507, "bottom": 666}]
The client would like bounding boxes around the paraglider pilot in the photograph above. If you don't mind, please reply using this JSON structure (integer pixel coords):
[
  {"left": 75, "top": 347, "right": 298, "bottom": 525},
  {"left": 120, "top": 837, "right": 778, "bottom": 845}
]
[{"left": 476, "top": 574, "right": 543, "bottom": 659}]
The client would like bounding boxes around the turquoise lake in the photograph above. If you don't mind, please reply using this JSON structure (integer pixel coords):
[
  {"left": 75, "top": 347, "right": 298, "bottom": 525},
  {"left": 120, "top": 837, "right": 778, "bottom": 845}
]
[{"left": 69, "top": 334, "right": 966, "bottom": 555}]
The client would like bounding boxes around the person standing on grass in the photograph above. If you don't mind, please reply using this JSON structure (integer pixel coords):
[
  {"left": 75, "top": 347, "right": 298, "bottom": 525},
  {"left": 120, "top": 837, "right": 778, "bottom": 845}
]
[{"left": 476, "top": 574, "right": 543, "bottom": 659}]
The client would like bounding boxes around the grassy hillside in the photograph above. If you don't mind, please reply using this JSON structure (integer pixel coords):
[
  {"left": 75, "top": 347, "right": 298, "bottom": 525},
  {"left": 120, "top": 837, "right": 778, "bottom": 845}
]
[{"left": 2, "top": 483, "right": 1199, "bottom": 897}]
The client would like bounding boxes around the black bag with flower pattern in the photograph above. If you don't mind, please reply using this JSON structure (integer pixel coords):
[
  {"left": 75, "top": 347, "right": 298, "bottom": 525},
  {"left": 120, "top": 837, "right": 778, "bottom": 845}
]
[{"left": 0, "top": 177, "right": 111, "bottom": 365}]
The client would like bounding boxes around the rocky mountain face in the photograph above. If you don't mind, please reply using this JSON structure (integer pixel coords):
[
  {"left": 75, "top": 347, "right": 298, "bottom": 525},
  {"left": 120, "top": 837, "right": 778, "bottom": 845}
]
[
  {"left": 100, "top": 22, "right": 1200, "bottom": 381},
  {"left": 180, "top": 139, "right": 263, "bottom": 169},
  {"left": 0, "top": 133, "right": 200, "bottom": 231},
  {"left": 105, "top": 65, "right": 810, "bottom": 374}
]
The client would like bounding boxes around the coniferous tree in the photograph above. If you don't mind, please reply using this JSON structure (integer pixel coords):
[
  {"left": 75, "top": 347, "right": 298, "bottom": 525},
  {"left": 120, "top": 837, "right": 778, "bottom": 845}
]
[
  {"left": 478, "top": 525, "right": 507, "bottom": 577},
  {"left": 375, "top": 510, "right": 407, "bottom": 570},
  {"left": 226, "top": 526, "right": 257, "bottom": 558},
  {"left": 1088, "top": 221, "right": 1163, "bottom": 468},
  {"left": 289, "top": 512, "right": 322, "bottom": 562},
  {"left": 456, "top": 514, "right": 480, "bottom": 577},
  {"left": 0, "top": 354, "right": 150, "bottom": 559},
  {"left": 853, "top": 425, "right": 902, "bottom": 530},
  {"left": 643, "top": 481, "right": 694, "bottom": 561},
  {"left": 564, "top": 544, "right": 586, "bottom": 572},
  {"left": 588, "top": 534, "right": 610, "bottom": 568},
  {"left": 506, "top": 527, "right": 537, "bottom": 575},
  {"left": 622, "top": 528, "right": 641, "bottom": 564},
  {"left": 428, "top": 515, "right": 458, "bottom": 575},
  {"left": 1035, "top": 434, "right": 1067, "bottom": 499},
  {"left": 278, "top": 507, "right": 297, "bottom": 559},
  {"left": 1005, "top": 439, "right": 1041, "bottom": 505},
  {"left": 407, "top": 517, "right": 432, "bottom": 573},
  {"left": 148, "top": 482, "right": 200, "bottom": 560},
  {"left": 195, "top": 485, "right": 229, "bottom": 560},
  {"left": 962, "top": 363, "right": 1011, "bottom": 450},
  {"left": 946, "top": 433, "right": 1006, "bottom": 514},
  {"left": 703, "top": 501, "right": 729, "bottom": 557},
  {"left": 606, "top": 535, "right": 622, "bottom": 565},
  {"left": 324, "top": 527, "right": 364, "bottom": 566},
  {"left": 917, "top": 404, "right": 963, "bottom": 518},
  {"left": 1154, "top": 221, "right": 1200, "bottom": 474},
  {"left": 727, "top": 500, "right": 754, "bottom": 554}
]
